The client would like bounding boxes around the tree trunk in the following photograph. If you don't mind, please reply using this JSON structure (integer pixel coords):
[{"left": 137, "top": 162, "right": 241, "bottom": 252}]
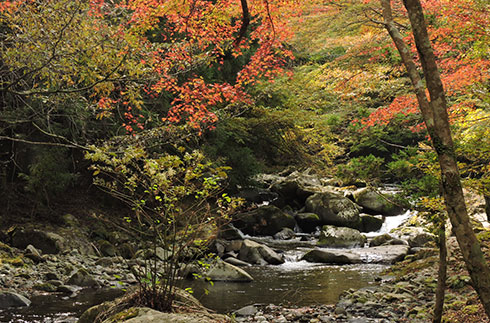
[
  {"left": 380, "top": 0, "right": 490, "bottom": 318},
  {"left": 433, "top": 222, "right": 447, "bottom": 323}
]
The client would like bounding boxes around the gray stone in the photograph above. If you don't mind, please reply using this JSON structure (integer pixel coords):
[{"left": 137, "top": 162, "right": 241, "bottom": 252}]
[
  {"left": 305, "top": 192, "right": 361, "bottom": 229},
  {"left": 239, "top": 239, "right": 284, "bottom": 265},
  {"left": 302, "top": 249, "right": 362, "bottom": 264},
  {"left": 98, "top": 240, "right": 116, "bottom": 257},
  {"left": 224, "top": 257, "right": 251, "bottom": 267},
  {"left": 352, "top": 188, "right": 403, "bottom": 216},
  {"left": 67, "top": 268, "right": 99, "bottom": 287},
  {"left": 233, "top": 205, "right": 296, "bottom": 236},
  {"left": 0, "top": 291, "right": 31, "bottom": 309},
  {"left": 318, "top": 225, "right": 367, "bottom": 248},
  {"left": 203, "top": 259, "right": 253, "bottom": 282},
  {"left": 302, "top": 244, "right": 409, "bottom": 265},
  {"left": 273, "top": 227, "right": 295, "bottom": 240},
  {"left": 24, "top": 244, "right": 44, "bottom": 263},
  {"left": 57, "top": 284, "right": 81, "bottom": 294},
  {"left": 11, "top": 229, "right": 64, "bottom": 254},
  {"left": 295, "top": 213, "right": 322, "bottom": 233},
  {"left": 234, "top": 305, "right": 259, "bottom": 316},
  {"left": 218, "top": 224, "right": 244, "bottom": 240},
  {"left": 369, "top": 234, "right": 393, "bottom": 247}
]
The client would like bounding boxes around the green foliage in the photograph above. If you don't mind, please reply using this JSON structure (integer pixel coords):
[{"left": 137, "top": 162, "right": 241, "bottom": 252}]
[
  {"left": 336, "top": 154, "right": 385, "bottom": 184},
  {"left": 86, "top": 136, "right": 242, "bottom": 311},
  {"left": 18, "top": 147, "right": 77, "bottom": 203}
]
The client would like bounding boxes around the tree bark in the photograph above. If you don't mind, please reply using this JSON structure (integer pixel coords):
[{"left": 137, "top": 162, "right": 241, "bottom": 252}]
[
  {"left": 433, "top": 222, "right": 447, "bottom": 323},
  {"left": 380, "top": 0, "right": 490, "bottom": 318}
]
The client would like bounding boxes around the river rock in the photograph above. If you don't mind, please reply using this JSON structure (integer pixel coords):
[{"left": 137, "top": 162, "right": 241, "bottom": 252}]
[
  {"left": 224, "top": 257, "right": 250, "bottom": 267},
  {"left": 0, "top": 291, "right": 31, "bottom": 309},
  {"left": 11, "top": 228, "right": 64, "bottom": 254},
  {"left": 67, "top": 268, "right": 99, "bottom": 287},
  {"left": 302, "top": 245, "right": 409, "bottom": 265},
  {"left": 238, "top": 188, "right": 279, "bottom": 204},
  {"left": 295, "top": 213, "right": 321, "bottom": 233},
  {"left": 233, "top": 205, "right": 296, "bottom": 236},
  {"left": 218, "top": 224, "right": 244, "bottom": 240},
  {"left": 352, "top": 188, "right": 403, "bottom": 216},
  {"left": 360, "top": 215, "right": 383, "bottom": 232},
  {"left": 302, "top": 248, "right": 362, "bottom": 264},
  {"left": 204, "top": 259, "right": 253, "bottom": 282},
  {"left": 98, "top": 240, "right": 116, "bottom": 257},
  {"left": 269, "top": 171, "right": 326, "bottom": 206},
  {"left": 318, "top": 225, "right": 367, "bottom": 248},
  {"left": 305, "top": 192, "right": 361, "bottom": 229},
  {"left": 24, "top": 244, "right": 44, "bottom": 263},
  {"left": 273, "top": 227, "right": 295, "bottom": 240},
  {"left": 239, "top": 239, "right": 284, "bottom": 265},
  {"left": 369, "top": 234, "right": 393, "bottom": 247},
  {"left": 392, "top": 227, "right": 435, "bottom": 247}
]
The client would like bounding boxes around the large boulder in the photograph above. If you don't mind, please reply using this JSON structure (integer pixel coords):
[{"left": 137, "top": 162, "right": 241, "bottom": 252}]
[
  {"left": 238, "top": 239, "right": 284, "bottom": 265},
  {"left": 11, "top": 228, "right": 64, "bottom": 254},
  {"left": 232, "top": 205, "right": 296, "bottom": 236},
  {"left": 352, "top": 188, "right": 404, "bottom": 216},
  {"left": 203, "top": 259, "right": 253, "bottom": 282},
  {"left": 360, "top": 214, "right": 384, "bottom": 232},
  {"left": 302, "top": 245, "right": 409, "bottom": 265},
  {"left": 217, "top": 224, "right": 244, "bottom": 240},
  {"left": 295, "top": 213, "right": 322, "bottom": 233},
  {"left": 318, "top": 225, "right": 367, "bottom": 248},
  {"left": 270, "top": 171, "right": 327, "bottom": 207},
  {"left": 302, "top": 249, "right": 362, "bottom": 264},
  {"left": 305, "top": 192, "right": 361, "bottom": 229},
  {"left": 0, "top": 291, "right": 31, "bottom": 309}
]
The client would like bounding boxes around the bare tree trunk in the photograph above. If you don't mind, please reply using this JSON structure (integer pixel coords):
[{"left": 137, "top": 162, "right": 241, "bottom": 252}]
[
  {"left": 433, "top": 222, "right": 447, "bottom": 323},
  {"left": 379, "top": 0, "right": 490, "bottom": 318}
]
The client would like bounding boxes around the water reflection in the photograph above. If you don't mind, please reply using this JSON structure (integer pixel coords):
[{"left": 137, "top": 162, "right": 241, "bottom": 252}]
[{"left": 189, "top": 263, "right": 385, "bottom": 313}]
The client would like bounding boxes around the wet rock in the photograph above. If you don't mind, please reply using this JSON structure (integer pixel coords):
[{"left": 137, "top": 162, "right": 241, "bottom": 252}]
[
  {"left": 303, "top": 245, "right": 409, "bottom": 265},
  {"left": 239, "top": 239, "right": 284, "bottom": 265},
  {"left": 203, "top": 259, "right": 253, "bottom": 282},
  {"left": 11, "top": 229, "right": 64, "bottom": 254},
  {"left": 295, "top": 213, "right": 322, "bottom": 233},
  {"left": 392, "top": 227, "right": 435, "bottom": 247},
  {"left": 302, "top": 248, "right": 362, "bottom": 264},
  {"left": 369, "top": 234, "right": 394, "bottom": 247},
  {"left": 233, "top": 205, "right": 296, "bottom": 236},
  {"left": 318, "top": 225, "right": 367, "bottom": 248},
  {"left": 224, "top": 257, "right": 251, "bottom": 267},
  {"left": 33, "top": 282, "right": 57, "bottom": 292},
  {"left": 273, "top": 227, "right": 295, "bottom": 240},
  {"left": 352, "top": 188, "right": 404, "bottom": 216},
  {"left": 238, "top": 188, "right": 279, "bottom": 204},
  {"left": 305, "top": 192, "right": 361, "bottom": 229},
  {"left": 67, "top": 268, "right": 99, "bottom": 287},
  {"left": 360, "top": 215, "right": 383, "bottom": 233},
  {"left": 0, "top": 291, "right": 31, "bottom": 309},
  {"left": 218, "top": 224, "right": 244, "bottom": 240}
]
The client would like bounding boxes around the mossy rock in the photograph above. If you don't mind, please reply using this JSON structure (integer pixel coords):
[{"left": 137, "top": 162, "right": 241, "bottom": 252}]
[
  {"left": 462, "top": 305, "right": 479, "bottom": 315},
  {"left": 34, "top": 283, "right": 57, "bottom": 292}
]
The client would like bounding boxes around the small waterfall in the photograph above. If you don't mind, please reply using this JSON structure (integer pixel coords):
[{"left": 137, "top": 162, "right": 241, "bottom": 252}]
[{"left": 365, "top": 210, "right": 415, "bottom": 237}]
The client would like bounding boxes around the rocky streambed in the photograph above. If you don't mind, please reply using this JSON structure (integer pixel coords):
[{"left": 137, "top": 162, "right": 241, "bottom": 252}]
[{"left": 0, "top": 170, "right": 449, "bottom": 322}]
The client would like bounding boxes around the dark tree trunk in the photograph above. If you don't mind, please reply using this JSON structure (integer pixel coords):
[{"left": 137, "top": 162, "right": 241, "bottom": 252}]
[
  {"left": 433, "top": 222, "right": 447, "bottom": 323},
  {"left": 380, "top": 0, "right": 490, "bottom": 318}
]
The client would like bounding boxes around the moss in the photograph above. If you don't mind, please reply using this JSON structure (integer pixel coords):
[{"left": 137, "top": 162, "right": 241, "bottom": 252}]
[
  {"left": 476, "top": 230, "right": 490, "bottom": 242},
  {"left": 462, "top": 305, "right": 479, "bottom": 315},
  {"left": 34, "top": 282, "right": 57, "bottom": 292},
  {"left": 0, "top": 242, "right": 12, "bottom": 252},
  {"left": 106, "top": 307, "right": 139, "bottom": 322}
]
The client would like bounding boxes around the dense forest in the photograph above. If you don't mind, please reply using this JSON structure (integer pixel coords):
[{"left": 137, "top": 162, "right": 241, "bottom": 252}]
[{"left": 0, "top": 0, "right": 489, "bottom": 322}]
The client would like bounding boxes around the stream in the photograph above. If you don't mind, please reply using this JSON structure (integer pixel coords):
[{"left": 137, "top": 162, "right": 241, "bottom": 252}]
[{"left": 0, "top": 212, "right": 413, "bottom": 321}]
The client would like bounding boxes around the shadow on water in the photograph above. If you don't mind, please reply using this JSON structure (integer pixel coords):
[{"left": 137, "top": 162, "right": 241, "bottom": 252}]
[
  {"left": 188, "top": 262, "right": 386, "bottom": 314},
  {"left": 0, "top": 288, "right": 124, "bottom": 323}
]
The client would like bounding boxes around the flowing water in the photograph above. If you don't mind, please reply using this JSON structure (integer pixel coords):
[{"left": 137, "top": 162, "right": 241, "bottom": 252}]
[{"left": 1, "top": 211, "right": 415, "bottom": 320}]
